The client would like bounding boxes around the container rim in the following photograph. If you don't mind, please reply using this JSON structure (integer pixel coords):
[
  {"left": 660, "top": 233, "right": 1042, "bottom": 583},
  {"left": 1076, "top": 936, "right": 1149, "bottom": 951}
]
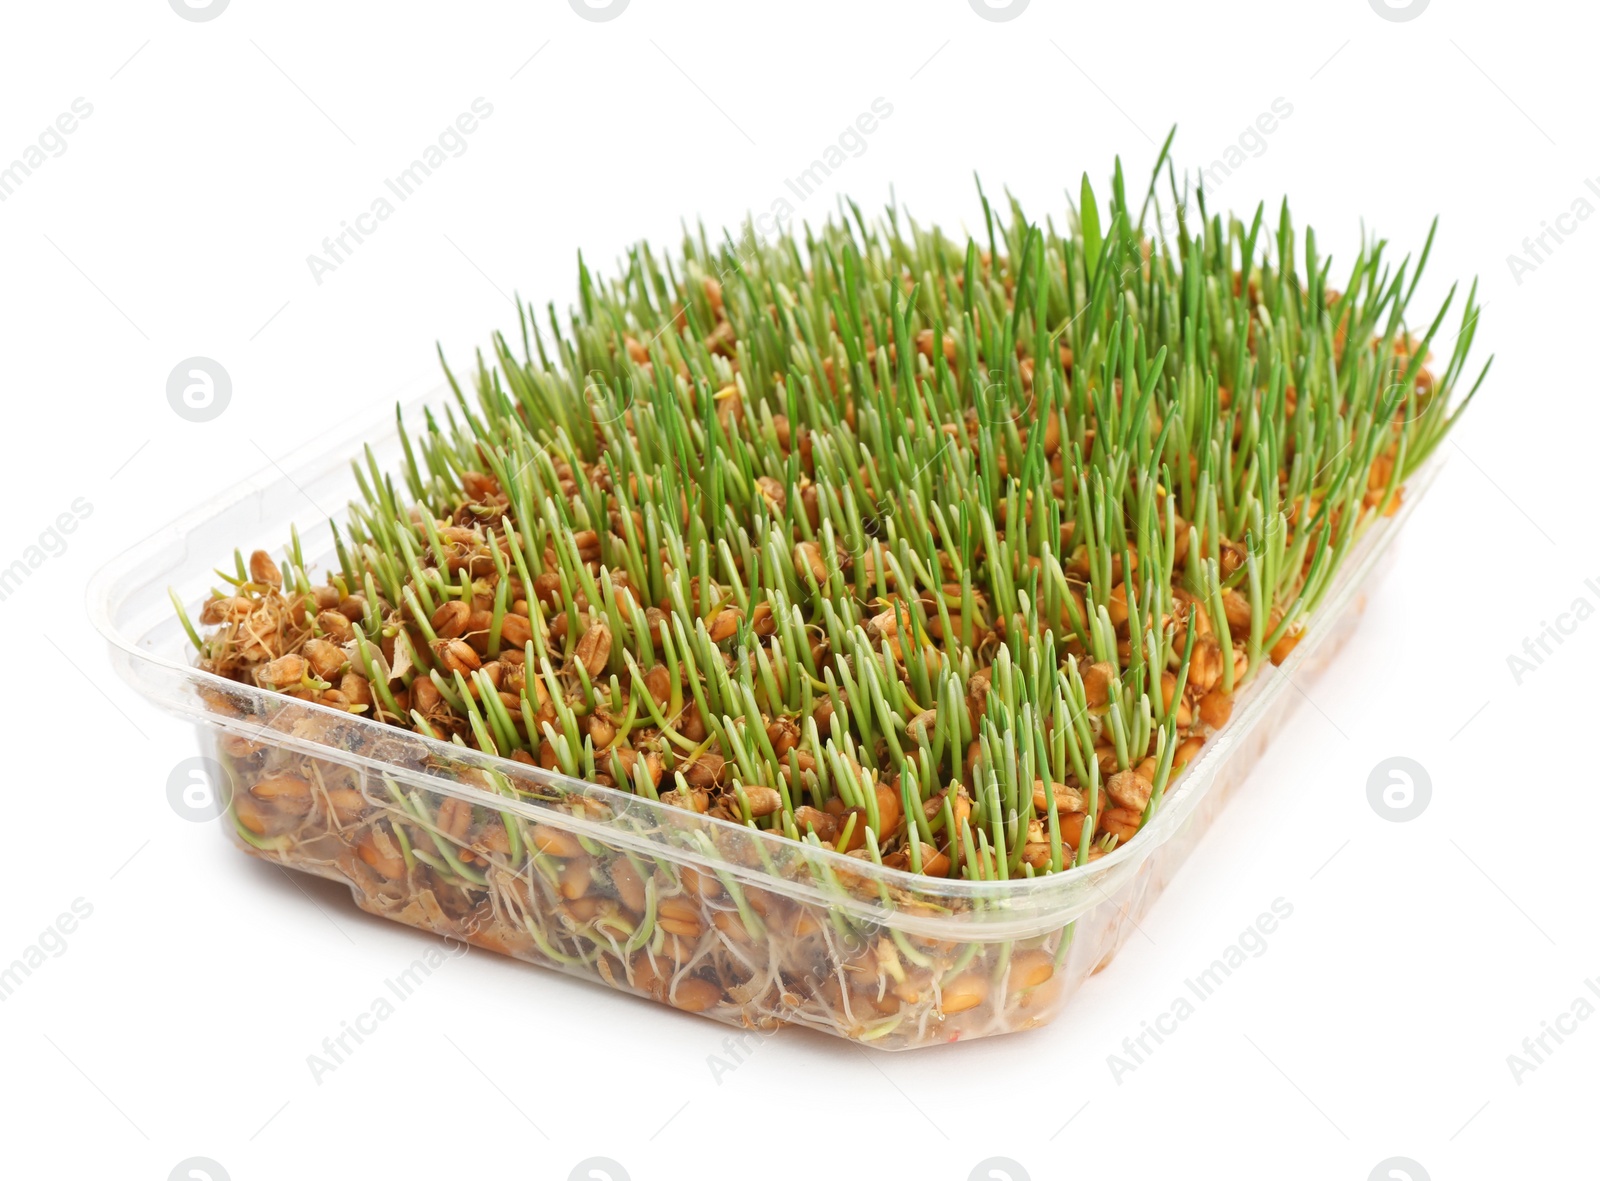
[{"left": 88, "top": 380, "right": 1443, "bottom": 913}]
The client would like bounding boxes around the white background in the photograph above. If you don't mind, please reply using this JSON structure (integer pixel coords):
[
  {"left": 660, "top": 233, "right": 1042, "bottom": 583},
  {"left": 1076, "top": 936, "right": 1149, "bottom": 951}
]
[{"left": 0, "top": 1, "right": 1591, "bottom": 1179}]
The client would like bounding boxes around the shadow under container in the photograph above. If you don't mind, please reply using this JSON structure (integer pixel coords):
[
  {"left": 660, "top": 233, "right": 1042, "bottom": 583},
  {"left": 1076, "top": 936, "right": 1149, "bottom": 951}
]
[{"left": 91, "top": 394, "right": 1436, "bottom": 1050}]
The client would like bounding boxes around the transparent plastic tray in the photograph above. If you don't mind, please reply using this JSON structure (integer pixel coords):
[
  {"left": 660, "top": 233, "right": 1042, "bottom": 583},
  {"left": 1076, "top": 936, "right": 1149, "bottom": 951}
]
[{"left": 90, "top": 389, "right": 1437, "bottom": 1050}]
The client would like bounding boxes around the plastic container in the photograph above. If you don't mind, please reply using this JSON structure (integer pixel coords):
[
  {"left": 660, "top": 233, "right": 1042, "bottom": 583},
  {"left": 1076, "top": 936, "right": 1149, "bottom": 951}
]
[{"left": 90, "top": 390, "right": 1438, "bottom": 1050}]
